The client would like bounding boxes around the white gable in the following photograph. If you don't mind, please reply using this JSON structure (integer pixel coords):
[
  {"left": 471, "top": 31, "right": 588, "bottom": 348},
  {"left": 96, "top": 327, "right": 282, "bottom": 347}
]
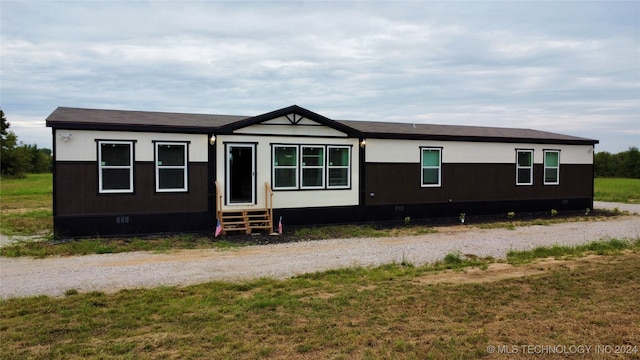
[{"left": 233, "top": 114, "right": 348, "bottom": 137}]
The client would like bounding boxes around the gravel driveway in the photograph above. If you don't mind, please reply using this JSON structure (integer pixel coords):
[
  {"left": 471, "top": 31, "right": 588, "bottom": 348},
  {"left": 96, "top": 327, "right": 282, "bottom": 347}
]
[
  {"left": 1, "top": 214, "right": 639, "bottom": 299},
  {"left": 593, "top": 201, "right": 640, "bottom": 214}
]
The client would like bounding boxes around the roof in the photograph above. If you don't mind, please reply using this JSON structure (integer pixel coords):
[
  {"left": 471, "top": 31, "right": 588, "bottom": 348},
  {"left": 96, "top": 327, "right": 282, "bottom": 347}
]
[
  {"left": 46, "top": 107, "right": 248, "bottom": 132},
  {"left": 337, "top": 119, "right": 598, "bottom": 144},
  {"left": 46, "top": 105, "right": 598, "bottom": 145}
]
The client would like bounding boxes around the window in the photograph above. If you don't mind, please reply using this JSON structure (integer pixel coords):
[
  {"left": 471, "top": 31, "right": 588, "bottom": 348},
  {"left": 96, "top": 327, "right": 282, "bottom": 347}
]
[
  {"left": 544, "top": 150, "right": 560, "bottom": 185},
  {"left": 327, "top": 146, "right": 351, "bottom": 188},
  {"left": 98, "top": 141, "right": 134, "bottom": 193},
  {"left": 155, "top": 142, "right": 188, "bottom": 192},
  {"left": 273, "top": 145, "right": 298, "bottom": 189},
  {"left": 301, "top": 146, "right": 324, "bottom": 189},
  {"left": 271, "top": 144, "right": 352, "bottom": 190},
  {"left": 516, "top": 150, "right": 533, "bottom": 185},
  {"left": 421, "top": 147, "right": 442, "bottom": 187}
]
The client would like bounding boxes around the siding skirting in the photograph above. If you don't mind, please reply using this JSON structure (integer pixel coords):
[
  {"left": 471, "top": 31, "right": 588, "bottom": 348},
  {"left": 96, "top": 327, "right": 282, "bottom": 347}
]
[
  {"left": 54, "top": 211, "right": 213, "bottom": 238},
  {"left": 273, "top": 197, "right": 593, "bottom": 228},
  {"left": 54, "top": 198, "right": 593, "bottom": 237}
]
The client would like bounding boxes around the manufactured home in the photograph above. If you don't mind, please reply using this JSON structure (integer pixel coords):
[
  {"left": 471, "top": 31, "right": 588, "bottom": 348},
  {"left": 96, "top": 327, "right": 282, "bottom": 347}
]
[{"left": 46, "top": 105, "right": 598, "bottom": 237}]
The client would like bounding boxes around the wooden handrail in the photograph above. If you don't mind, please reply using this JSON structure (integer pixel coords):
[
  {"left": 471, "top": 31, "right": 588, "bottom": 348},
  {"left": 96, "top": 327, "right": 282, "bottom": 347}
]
[
  {"left": 215, "top": 180, "right": 223, "bottom": 222},
  {"left": 265, "top": 182, "right": 274, "bottom": 232}
]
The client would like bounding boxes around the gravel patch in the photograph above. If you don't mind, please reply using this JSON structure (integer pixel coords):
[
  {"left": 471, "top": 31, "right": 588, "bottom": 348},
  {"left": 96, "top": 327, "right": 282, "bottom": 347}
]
[
  {"left": 0, "top": 234, "right": 46, "bottom": 248},
  {"left": 594, "top": 201, "right": 640, "bottom": 214},
  {"left": 1, "top": 215, "right": 639, "bottom": 299}
]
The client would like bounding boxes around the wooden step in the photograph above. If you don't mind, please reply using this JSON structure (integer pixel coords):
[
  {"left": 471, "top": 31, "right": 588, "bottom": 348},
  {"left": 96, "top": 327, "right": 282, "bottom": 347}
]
[
  {"left": 217, "top": 208, "right": 273, "bottom": 235},
  {"left": 223, "top": 222, "right": 247, "bottom": 226}
]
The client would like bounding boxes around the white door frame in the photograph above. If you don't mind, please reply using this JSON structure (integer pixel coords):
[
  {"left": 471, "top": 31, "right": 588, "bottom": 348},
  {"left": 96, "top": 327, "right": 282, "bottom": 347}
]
[{"left": 225, "top": 143, "right": 256, "bottom": 205}]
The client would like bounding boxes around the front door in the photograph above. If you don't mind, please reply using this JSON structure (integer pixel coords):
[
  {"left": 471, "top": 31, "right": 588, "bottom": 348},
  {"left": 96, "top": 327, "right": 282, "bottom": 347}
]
[{"left": 226, "top": 144, "right": 255, "bottom": 204}]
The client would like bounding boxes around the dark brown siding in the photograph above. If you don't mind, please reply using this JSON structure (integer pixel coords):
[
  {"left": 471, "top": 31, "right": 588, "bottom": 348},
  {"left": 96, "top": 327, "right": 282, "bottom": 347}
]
[
  {"left": 365, "top": 162, "right": 594, "bottom": 205},
  {"left": 54, "top": 162, "right": 208, "bottom": 216}
]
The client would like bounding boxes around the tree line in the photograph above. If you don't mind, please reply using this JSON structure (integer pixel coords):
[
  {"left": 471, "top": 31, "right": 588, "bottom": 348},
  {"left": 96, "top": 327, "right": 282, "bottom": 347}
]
[
  {"left": 594, "top": 147, "right": 640, "bottom": 179},
  {"left": 1, "top": 109, "right": 53, "bottom": 178}
]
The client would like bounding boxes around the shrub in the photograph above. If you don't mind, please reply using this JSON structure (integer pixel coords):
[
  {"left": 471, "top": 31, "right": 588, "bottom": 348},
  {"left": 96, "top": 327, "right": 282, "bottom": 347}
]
[{"left": 444, "top": 251, "right": 462, "bottom": 264}]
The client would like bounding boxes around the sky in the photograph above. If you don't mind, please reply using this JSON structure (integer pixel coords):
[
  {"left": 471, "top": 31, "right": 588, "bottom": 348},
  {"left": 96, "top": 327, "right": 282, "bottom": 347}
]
[{"left": 1, "top": 1, "right": 638, "bottom": 153}]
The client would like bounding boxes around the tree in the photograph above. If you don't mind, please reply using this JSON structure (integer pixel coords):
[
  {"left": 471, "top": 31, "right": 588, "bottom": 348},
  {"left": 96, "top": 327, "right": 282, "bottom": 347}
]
[
  {"left": 27, "top": 144, "right": 52, "bottom": 173},
  {"left": 623, "top": 147, "right": 640, "bottom": 179},
  {"left": 595, "top": 147, "right": 640, "bottom": 179},
  {"left": 594, "top": 151, "right": 613, "bottom": 177},
  {"left": 0, "top": 109, "right": 34, "bottom": 178}
]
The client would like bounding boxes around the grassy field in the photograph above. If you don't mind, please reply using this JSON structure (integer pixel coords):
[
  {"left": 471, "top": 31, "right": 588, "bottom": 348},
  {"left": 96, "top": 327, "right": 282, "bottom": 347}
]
[
  {"left": 594, "top": 177, "right": 640, "bottom": 203},
  {"left": 0, "top": 173, "right": 52, "bottom": 236},
  {"left": 1, "top": 239, "right": 639, "bottom": 359}
]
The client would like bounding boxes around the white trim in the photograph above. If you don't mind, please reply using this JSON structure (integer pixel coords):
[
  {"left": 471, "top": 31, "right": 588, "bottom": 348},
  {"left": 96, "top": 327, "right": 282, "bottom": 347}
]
[
  {"left": 420, "top": 147, "right": 442, "bottom": 187},
  {"left": 543, "top": 150, "right": 560, "bottom": 185},
  {"left": 516, "top": 149, "right": 534, "bottom": 186},
  {"left": 300, "top": 145, "right": 325, "bottom": 189},
  {"left": 327, "top": 146, "right": 351, "bottom": 189},
  {"left": 234, "top": 123, "right": 347, "bottom": 137},
  {"left": 98, "top": 140, "right": 134, "bottom": 194},
  {"left": 155, "top": 142, "right": 188, "bottom": 192},
  {"left": 226, "top": 143, "right": 256, "bottom": 205},
  {"left": 273, "top": 144, "right": 299, "bottom": 190}
]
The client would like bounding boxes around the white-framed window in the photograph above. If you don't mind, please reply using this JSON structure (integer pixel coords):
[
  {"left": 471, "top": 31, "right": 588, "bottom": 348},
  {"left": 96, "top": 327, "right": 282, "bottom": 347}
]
[
  {"left": 98, "top": 140, "right": 134, "bottom": 193},
  {"left": 272, "top": 144, "right": 352, "bottom": 190},
  {"left": 421, "top": 147, "right": 442, "bottom": 187},
  {"left": 327, "top": 146, "right": 351, "bottom": 189},
  {"left": 273, "top": 145, "right": 298, "bottom": 190},
  {"left": 516, "top": 149, "right": 534, "bottom": 185},
  {"left": 155, "top": 142, "right": 188, "bottom": 192},
  {"left": 301, "top": 146, "right": 325, "bottom": 189},
  {"left": 544, "top": 150, "right": 560, "bottom": 185}
]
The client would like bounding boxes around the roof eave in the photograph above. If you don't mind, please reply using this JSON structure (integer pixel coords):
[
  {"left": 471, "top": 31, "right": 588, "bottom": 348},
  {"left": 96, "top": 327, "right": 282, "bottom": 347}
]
[
  {"left": 46, "top": 121, "right": 215, "bottom": 134},
  {"left": 360, "top": 132, "right": 599, "bottom": 145}
]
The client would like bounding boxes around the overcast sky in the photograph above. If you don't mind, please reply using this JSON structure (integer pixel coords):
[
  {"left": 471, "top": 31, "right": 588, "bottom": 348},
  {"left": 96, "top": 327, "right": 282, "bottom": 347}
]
[{"left": 1, "top": 1, "right": 638, "bottom": 153}]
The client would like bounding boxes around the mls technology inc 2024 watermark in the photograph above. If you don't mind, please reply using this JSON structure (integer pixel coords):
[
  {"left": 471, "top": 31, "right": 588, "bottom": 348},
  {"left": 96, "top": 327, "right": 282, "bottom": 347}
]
[{"left": 486, "top": 344, "right": 637, "bottom": 355}]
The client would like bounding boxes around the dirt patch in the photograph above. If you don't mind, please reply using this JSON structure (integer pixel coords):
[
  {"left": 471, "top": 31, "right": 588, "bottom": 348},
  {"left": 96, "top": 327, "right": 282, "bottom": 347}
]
[
  {"left": 431, "top": 225, "right": 470, "bottom": 235},
  {"left": 414, "top": 252, "right": 634, "bottom": 285}
]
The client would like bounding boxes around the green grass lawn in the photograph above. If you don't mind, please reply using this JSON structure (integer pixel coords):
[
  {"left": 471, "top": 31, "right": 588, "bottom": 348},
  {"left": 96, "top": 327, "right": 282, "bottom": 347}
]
[
  {"left": 594, "top": 177, "right": 640, "bottom": 203},
  {"left": 1, "top": 239, "right": 639, "bottom": 359},
  {"left": 0, "top": 173, "right": 52, "bottom": 209},
  {"left": 0, "top": 173, "right": 53, "bottom": 236}
]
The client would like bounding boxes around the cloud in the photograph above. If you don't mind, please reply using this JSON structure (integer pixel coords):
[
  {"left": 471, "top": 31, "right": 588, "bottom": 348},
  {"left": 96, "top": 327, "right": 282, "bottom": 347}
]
[{"left": 1, "top": 1, "right": 638, "bottom": 153}]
